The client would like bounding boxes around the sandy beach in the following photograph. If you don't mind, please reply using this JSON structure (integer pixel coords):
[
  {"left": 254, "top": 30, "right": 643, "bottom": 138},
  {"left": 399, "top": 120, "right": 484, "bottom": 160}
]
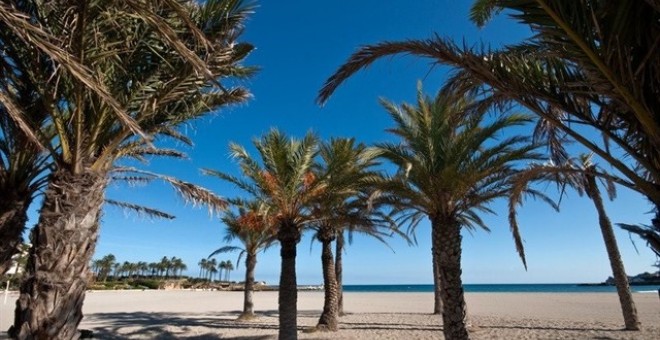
[{"left": 1, "top": 290, "right": 659, "bottom": 339}]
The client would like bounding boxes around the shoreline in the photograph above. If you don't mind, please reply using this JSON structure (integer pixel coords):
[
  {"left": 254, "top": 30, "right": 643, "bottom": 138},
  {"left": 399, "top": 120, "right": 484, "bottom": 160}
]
[{"left": 2, "top": 290, "right": 659, "bottom": 339}]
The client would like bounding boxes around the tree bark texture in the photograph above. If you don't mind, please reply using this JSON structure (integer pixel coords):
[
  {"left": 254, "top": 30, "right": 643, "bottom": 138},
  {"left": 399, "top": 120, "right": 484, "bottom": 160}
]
[
  {"left": 335, "top": 232, "right": 344, "bottom": 316},
  {"left": 432, "top": 247, "right": 443, "bottom": 315},
  {"left": 316, "top": 226, "right": 338, "bottom": 331},
  {"left": 585, "top": 175, "right": 640, "bottom": 330},
  {"left": 11, "top": 169, "right": 107, "bottom": 340},
  {"left": 433, "top": 217, "right": 470, "bottom": 340},
  {"left": 277, "top": 221, "right": 301, "bottom": 340},
  {"left": 242, "top": 252, "right": 257, "bottom": 317},
  {"left": 0, "top": 192, "right": 30, "bottom": 276}
]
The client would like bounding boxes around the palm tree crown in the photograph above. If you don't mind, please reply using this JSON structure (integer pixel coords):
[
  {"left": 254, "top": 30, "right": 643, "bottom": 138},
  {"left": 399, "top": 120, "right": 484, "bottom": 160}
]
[{"left": 377, "top": 86, "right": 545, "bottom": 265}]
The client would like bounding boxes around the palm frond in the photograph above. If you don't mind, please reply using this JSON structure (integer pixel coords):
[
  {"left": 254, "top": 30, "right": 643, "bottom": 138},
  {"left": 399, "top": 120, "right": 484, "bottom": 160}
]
[{"left": 105, "top": 199, "right": 175, "bottom": 220}]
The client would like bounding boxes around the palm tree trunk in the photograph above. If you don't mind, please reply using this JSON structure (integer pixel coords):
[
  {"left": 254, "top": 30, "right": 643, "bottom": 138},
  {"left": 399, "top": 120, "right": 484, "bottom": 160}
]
[
  {"left": 433, "top": 217, "right": 469, "bottom": 340},
  {"left": 10, "top": 169, "right": 107, "bottom": 339},
  {"left": 316, "top": 228, "right": 339, "bottom": 331},
  {"left": 242, "top": 252, "right": 257, "bottom": 318},
  {"left": 278, "top": 221, "right": 300, "bottom": 340},
  {"left": 432, "top": 248, "right": 443, "bottom": 315},
  {"left": 0, "top": 193, "right": 29, "bottom": 276},
  {"left": 585, "top": 175, "right": 640, "bottom": 330},
  {"left": 335, "top": 231, "right": 344, "bottom": 316}
]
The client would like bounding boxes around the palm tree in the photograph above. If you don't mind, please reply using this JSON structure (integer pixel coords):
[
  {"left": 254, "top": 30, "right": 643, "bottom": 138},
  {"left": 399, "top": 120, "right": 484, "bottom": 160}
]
[
  {"left": 218, "top": 260, "right": 227, "bottom": 282},
  {"left": 204, "top": 129, "right": 323, "bottom": 340},
  {"left": 98, "top": 254, "right": 116, "bottom": 282},
  {"left": 511, "top": 155, "right": 640, "bottom": 329},
  {"left": 225, "top": 260, "right": 234, "bottom": 282},
  {"left": 5, "top": 1, "right": 254, "bottom": 337},
  {"left": 171, "top": 257, "right": 185, "bottom": 278},
  {"left": 137, "top": 262, "right": 148, "bottom": 278},
  {"left": 317, "top": 0, "right": 660, "bottom": 256},
  {"left": 209, "top": 266, "right": 219, "bottom": 281},
  {"left": 0, "top": 0, "right": 54, "bottom": 276},
  {"left": 198, "top": 259, "right": 208, "bottom": 279},
  {"left": 367, "top": 87, "right": 543, "bottom": 339},
  {"left": 208, "top": 258, "right": 218, "bottom": 281},
  {"left": 309, "top": 138, "right": 398, "bottom": 331},
  {"left": 209, "top": 200, "right": 276, "bottom": 319},
  {"left": 160, "top": 257, "right": 172, "bottom": 279}
]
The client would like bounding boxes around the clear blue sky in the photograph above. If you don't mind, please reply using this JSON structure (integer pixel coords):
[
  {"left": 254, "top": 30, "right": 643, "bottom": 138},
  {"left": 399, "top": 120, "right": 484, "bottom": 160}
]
[{"left": 31, "top": 0, "right": 657, "bottom": 285}]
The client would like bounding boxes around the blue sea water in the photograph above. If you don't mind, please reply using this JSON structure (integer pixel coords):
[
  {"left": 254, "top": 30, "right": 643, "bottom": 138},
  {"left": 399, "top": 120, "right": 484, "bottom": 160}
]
[{"left": 341, "top": 284, "right": 660, "bottom": 293}]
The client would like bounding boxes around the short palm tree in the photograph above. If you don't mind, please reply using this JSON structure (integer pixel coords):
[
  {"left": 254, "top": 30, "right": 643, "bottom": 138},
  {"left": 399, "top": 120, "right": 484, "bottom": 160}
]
[
  {"left": 372, "top": 86, "right": 544, "bottom": 340},
  {"left": 209, "top": 200, "right": 276, "bottom": 319},
  {"left": 204, "top": 129, "right": 323, "bottom": 340},
  {"left": 4, "top": 1, "right": 255, "bottom": 337},
  {"left": 511, "top": 154, "right": 640, "bottom": 329},
  {"left": 317, "top": 0, "right": 660, "bottom": 255}
]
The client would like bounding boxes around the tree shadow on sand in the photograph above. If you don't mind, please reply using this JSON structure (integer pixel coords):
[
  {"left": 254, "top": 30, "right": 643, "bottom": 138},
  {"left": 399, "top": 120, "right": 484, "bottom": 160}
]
[
  {"left": 83, "top": 310, "right": 327, "bottom": 339},
  {"left": 84, "top": 311, "right": 278, "bottom": 339}
]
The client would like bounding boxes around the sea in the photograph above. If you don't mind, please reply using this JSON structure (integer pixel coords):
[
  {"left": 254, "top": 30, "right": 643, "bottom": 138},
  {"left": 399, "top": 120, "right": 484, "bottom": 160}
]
[{"left": 340, "top": 284, "right": 660, "bottom": 293}]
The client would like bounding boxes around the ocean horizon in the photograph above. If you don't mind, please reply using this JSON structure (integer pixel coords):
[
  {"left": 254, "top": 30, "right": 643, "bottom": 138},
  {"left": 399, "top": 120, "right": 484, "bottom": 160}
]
[{"left": 337, "top": 283, "right": 660, "bottom": 293}]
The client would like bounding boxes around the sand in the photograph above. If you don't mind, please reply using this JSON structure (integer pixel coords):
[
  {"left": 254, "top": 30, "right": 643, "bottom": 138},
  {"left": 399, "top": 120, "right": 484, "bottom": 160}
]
[{"left": 1, "top": 290, "right": 659, "bottom": 339}]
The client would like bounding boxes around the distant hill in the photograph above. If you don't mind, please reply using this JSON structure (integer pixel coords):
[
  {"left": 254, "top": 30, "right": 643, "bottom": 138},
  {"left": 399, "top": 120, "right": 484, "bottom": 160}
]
[{"left": 603, "top": 270, "right": 660, "bottom": 285}]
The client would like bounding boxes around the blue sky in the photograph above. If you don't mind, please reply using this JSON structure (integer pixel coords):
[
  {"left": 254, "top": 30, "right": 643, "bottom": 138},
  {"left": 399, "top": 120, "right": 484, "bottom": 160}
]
[{"left": 43, "top": 0, "right": 657, "bottom": 285}]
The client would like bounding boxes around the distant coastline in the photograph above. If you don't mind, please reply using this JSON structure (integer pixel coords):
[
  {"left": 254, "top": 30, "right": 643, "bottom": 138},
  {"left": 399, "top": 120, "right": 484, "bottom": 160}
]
[
  {"left": 577, "top": 270, "right": 660, "bottom": 287},
  {"left": 341, "top": 283, "right": 660, "bottom": 293}
]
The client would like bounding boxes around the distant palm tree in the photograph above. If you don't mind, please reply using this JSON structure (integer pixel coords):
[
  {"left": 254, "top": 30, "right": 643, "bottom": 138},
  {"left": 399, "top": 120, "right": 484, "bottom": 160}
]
[
  {"left": 98, "top": 254, "right": 116, "bottom": 282},
  {"left": 218, "top": 260, "right": 227, "bottom": 282},
  {"left": 160, "top": 257, "right": 172, "bottom": 279},
  {"left": 511, "top": 154, "right": 640, "bottom": 329},
  {"left": 208, "top": 200, "right": 276, "bottom": 319},
  {"left": 205, "top": 129, "right": 323, "bottom": 340},
  {"left": 171, "top": 257, "right": 185, "bottom": 278},
  {"left": 148, "top": 263, "right": 158, "bottom": 278},
  {"left": 225, "top": 260, "right": 234, "bottom": 282},
  {"left": 137, "top": 262, "right": 148, "bottom": 277},
  {"left": 209, "top": 266, "right": 218, "bottom": 281},
  {"left": 369, "top": 86, "right": 544, "bottom": 339},
  {"left": 198, "top": 259, "right": 208, "bottom": 279},
  {"left": 208, "top": 259, "right": 218, "bottom": 281},
  {"left": 317, "top": 0, "right": 660, "bottom": 258}
]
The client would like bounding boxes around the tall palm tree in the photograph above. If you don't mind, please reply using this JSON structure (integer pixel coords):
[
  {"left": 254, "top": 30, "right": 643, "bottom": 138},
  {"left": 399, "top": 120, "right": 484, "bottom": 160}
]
[
  {"left": 511, "top": 154, "right": 640, "bottom": 329},
  {"left": 317, "top": 0, "right": 660, "bottom": 255},
  {"left": 208, "top": 200, "right": 276, "bottom": 319},
  {"left": 309, "top": 138, "right": 398, "bottom": 331},
  {"left": 4, "top": 1, "right": 255, "bottom": 337},
  {"left": 369, "top": 87, "right": 544, "bottom": 339},
  {"left": 204, "top": 129, "right": 323, "bottom": 340}
]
